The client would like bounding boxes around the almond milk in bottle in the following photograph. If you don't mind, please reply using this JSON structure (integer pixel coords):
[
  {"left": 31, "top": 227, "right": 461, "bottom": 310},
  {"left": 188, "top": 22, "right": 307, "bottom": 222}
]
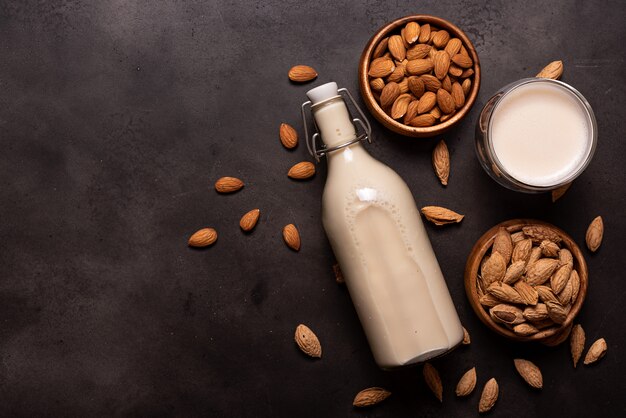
[{"left": 302, "top": 82, "right": 463, "bottom": 368}]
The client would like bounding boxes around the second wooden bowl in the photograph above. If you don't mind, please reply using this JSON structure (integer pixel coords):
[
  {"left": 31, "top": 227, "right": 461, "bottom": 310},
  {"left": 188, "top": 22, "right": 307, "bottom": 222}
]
[{"left": 464, "top": 219, "right": 588, "bottom": 343}]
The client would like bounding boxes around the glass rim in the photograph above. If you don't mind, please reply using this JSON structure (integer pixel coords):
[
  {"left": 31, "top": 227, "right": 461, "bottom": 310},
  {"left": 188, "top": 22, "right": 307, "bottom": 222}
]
[{"left": 485, "top": 78, "right": 598, "bottom": 191}]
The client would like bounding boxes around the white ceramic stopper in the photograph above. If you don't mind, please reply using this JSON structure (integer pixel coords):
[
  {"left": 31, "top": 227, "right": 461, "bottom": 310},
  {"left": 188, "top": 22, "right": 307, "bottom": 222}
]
[{"left": 306, "top": 82, "right": 339, "bottom": 105}]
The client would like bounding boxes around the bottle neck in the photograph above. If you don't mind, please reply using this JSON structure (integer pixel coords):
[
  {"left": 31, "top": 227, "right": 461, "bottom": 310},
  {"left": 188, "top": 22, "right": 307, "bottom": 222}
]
[{"left": 311, "top": 96, "right": 357, "bottom": 148}]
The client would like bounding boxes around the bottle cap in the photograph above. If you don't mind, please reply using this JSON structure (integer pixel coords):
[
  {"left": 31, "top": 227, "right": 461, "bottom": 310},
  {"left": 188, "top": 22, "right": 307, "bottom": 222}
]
[{"left": 306, "top": 82, "right": 339, "bottom": 105}]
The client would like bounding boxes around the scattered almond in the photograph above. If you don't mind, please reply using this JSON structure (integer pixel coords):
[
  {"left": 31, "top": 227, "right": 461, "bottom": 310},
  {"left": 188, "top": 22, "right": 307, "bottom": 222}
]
[
  {"left": 283, "top": 224, "right": 301, "bottom": 251},
  {"left": 585, "top": 216, "right": 603, "bottom": 252},
  {"left": 432, "top": 139, "right": 450, "bottom": 186},
  {"left": 584, "top": 338, "right": 607, "bottom": 365},
  {"left": 420, "top": 206, "right": 464, "bottom": 226},
  {"left": 536, "top": 60, "right": 564, "bottom": 80},
  {"left": 294, "top": 324, "right": 321, "bottom": 358},
  {"left": 215, "top": 176, "right": 244, "bottom": 193},
  {"left": 514, "top": 359, "right": 543, "bottom": 389},
  {"left": 478, "top": 378, "right": 498, "bottom": 413},
  {"left": 239, "top": 209, "right": 260, "bottom": 232},
  {"left": 551, "top": 182, "right": 572, "bottom": 202},
  {"left": 188, "top": 228, "right": 217, "bottom": 247},
  {"left": 353, "top": 387, "right": 391, "bottom": 407},
  {"left": 462, "top": 326, "right": 471, "bottom": 345},
  {"left": 570, "top": 324, "right": 585, "bottom": 368},
  {"left": 279, "top": 123, "right": 298, "bottom": 149},
  {"left": 288, "top": 161, "right": 316, "bottom": 180},
  {"left": 423, "top": 362, "right": 443, "bottom": 402},
  {"left": 288, "top": 65, "right": 318, "bottom": 82},
  {"left": 456, "top": 367, "right": 477, "bottom": 396}
]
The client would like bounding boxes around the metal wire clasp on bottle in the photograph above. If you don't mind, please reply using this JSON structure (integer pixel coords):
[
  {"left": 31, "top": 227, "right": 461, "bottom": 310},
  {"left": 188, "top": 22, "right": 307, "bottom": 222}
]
[{"left": 301, "top": 87, "right": 373, "bottom": 162}]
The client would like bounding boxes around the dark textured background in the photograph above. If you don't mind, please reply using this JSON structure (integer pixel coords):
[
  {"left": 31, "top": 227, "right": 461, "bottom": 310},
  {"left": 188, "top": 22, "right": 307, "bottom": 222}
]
[{"left": 1, "top": 0, "right": 625, "bottom": 416}]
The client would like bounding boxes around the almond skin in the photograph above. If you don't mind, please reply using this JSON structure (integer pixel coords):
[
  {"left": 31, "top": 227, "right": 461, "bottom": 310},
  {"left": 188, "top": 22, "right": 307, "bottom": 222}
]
[
  {"left": 451, "top": 53, "right": 473, "bottom": 69},
  {"left": 288, "top": 161, "right": 315, "bottom": 180},
  {"left": 536, "top": 60, "right": 564, "bottom": 80},
  {"left": 456, "top": 367, "right": 476, "bottom": 396},
  {"left": 288, "top": 65, "right": 318, "bottom": 82},
  {"left": 493, "top": 227, "right": 513, "bottom": 264},
  {"left": 437, "top": 88, "right": 456, "bottom": 114},
  {"left": 188, "top": 228, "right": 217, "bottom": 247},
  {"left": 279, "top": 123, "right": 298, "bottom": 149},
  {"left": 407, "top": 43, "right": 431, "bottom": 60},
  {"left": 432, "top": 139, "right": 450, "bottom": 186},
  {"left": 283, "top": 224, "right": 301, "bottom": 251},
  {"left": 584, "top": 338, "right": 607, "bottom": 365},
  {"left": 451, "top": 81, "right": 465, "bottom": 109},
  {"left": 585, "top": 215, "right": 603, "bottom": 252},
  {"left": 514, "top": 359, "right": 543, "bottom": 389},
  {"left": 372, "top": 37, "right": 389, "bottom": 59},
  {"left": 390, "top": 93, "right": 412, "bottom": 119},
  {"left": 294, "top": 324, "right": 321, "bottom": 358},
  {"left": 406, "top": 59, "right": 433, "bottom": 75},
  {"left": 445, "top": 38, "right": 462, "bottom": 57},
  {"left": 368, "top": 57, "right": 395, "bottom": 78},
  {"left": 417, "top": 91, "right": 437, "bottom": 114},
  {"left": 380, "top": 82, "right": 401, "bottom": 109},
  {"left": 239, "top": 209, "right": 260, "bottom": 232},
  {"left": 462, "top": 327, "right": 471, "bottom": 345},
  {"left": 407, "top": 76, "right": 425, "bottom": 97},
  {"left": 388, "top": 35, "right": 406, "bottom": 61},
  {"left": 570, "top": 324, "right": 585, "bottom": 368},
  {"left": 215, "top": 176, "right": 244, "bottom": 193},
  {"left": 478, "top": 378, "right": 499, "bottom": 413},
  {"left": 423, "top": 362, "right": 443, "bottom": 402},
  {"left": 404, "top": 21, "right": 420, "bottom": 44},
  {"left": 434, "top": 50, "right": 451, "bottom": 80},
  {"left": 408, "top": 114, "right": 436, "bottom": 127},
  {"left": 353, "top": 387, "right": 391, "bottom": 407},
  {"left": 420, "top": 205, "right": 464, "bottom": 225}
]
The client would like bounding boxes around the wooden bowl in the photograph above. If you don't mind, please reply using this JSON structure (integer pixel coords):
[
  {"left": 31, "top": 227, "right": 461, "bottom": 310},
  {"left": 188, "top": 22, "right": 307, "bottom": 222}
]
[
  {"left": 464, "top": 219, "right": 588, "bottom": 343},
  {"left": 358, "top": 15, "right": 481, "bottom": 138}
]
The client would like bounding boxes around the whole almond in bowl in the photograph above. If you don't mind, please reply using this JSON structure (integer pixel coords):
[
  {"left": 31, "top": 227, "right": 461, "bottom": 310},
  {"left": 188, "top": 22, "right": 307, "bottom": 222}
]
[
  {"left": 464, "top": 219, "right": 588, "bottom": 343},
  {"left": 359, "top": 15, "right": 481, "bottom": 137}
]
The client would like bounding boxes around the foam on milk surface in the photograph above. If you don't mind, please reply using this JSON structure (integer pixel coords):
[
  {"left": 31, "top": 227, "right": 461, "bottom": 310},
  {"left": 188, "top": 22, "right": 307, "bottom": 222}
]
[{"left": 490, "top": 82, "right": 590, "bottom": 187}]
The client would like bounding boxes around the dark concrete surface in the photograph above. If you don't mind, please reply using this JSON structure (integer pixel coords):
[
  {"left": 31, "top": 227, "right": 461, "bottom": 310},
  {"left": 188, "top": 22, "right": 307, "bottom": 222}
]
[{"left": 1, "top": 0, "right": 625, "bottom": 416}]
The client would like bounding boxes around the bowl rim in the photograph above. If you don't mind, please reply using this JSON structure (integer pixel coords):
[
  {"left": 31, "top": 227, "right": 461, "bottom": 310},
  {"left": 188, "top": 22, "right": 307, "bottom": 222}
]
[
  {"left": 463, "top": 219, "right": 588, "bottom": 342},
  {"left": 358, "top": 14, "right": 482, "bottom": 138}
]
